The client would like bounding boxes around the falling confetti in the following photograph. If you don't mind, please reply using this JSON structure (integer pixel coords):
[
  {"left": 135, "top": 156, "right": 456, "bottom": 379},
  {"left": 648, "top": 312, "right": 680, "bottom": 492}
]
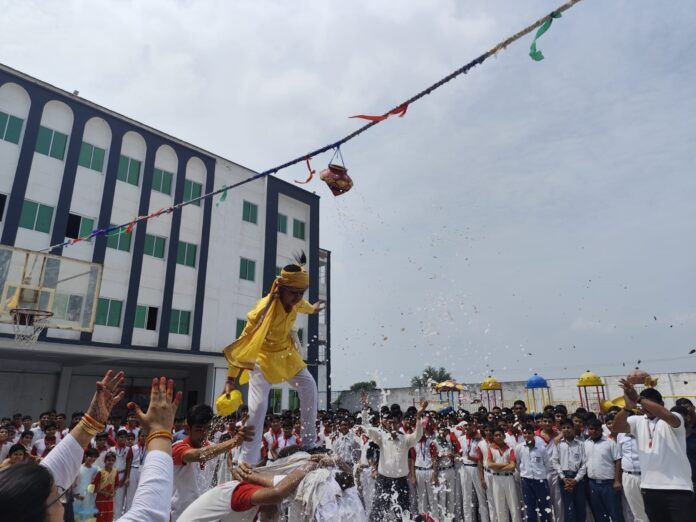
[{"left": 689, "top": 349, "right": 696, "bottom": 354}]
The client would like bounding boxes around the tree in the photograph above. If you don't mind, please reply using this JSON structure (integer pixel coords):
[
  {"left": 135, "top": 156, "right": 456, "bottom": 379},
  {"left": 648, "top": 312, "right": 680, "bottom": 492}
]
[
  {"left": 411, "top": 366, "right": 452, "bottom": 388},
  {"left": 350, "top": 380, "right": 377, "bottom": 392}
]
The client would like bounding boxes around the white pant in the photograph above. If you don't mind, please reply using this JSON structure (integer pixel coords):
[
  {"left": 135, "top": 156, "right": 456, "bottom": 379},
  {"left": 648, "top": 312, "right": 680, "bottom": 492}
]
[
  {"left": 488, "top": 473, "right": 522, "bottom": 522},
  {"left": 113, "top": 476, "right": 127, "bottom": 520},
  {"left": 124, "top": 466, "right": 140, "bottom": 513},
  {"left": 239, "top": 365, "right": 318, "bottom": 465},
  {"left": 415, "top": 468, "right": 436, "bottom": 516},
  {"left": 434, "top": 466, "right": 458, "bottom": 521},
  {"left": 622, "top": 472, "right": 648, "bottom": 522},
  {"left": 547, "top": 473, "right": 563, "bottom": 522},
  {"left": 359, "top": 467, "right": 376, "bottom": 514},
  {"left": 459, "top": 464, "right": 490, "bottom": 522},
  {"left": 484, "top": 473, "right": 498, "bottom": 522}
]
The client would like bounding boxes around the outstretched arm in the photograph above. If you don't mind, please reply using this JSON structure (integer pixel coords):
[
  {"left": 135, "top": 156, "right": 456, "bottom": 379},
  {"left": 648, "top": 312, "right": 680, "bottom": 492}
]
[{"left": 181, "top": 427, "right": 254, "bottom": 464}]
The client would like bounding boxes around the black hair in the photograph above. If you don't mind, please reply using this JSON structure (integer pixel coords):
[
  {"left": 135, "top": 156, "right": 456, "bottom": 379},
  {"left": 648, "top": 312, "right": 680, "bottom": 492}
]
[
  {"left": 554, "top": 405, "right": 568, "bottom": 415},
  {"left": 521, "top": 423, "right": 535, "bottom": 433},
  {"left": 71, "top": 411, "right": 84, "bottom": 419},
  {"left": 8, "top": 444, "right": 25, "bottom": 456},
  {"left": 12, "top": 413, "right": 21, "bottom": 418},
  {"left": 575, "top": 407, "right": 588, "bottom": 415},
  {"left": 43, "top": 422, "right": 56, "bottom": 431},
  {"left": 22, "top": 416, "right": 31, "bottom": 421},
  {"left": 560, "top": 418, "right": 574, "bottom": 428},
  {"left": 187, "top": 404, "right": 214, "bottom": 428},
  {"left": 95, "top": 432, "right": 108, "bottom": 440},
  {"left": 513, "top": 400, "right": 526, "bottom": 409},
  {"left": 39, "top": 412, "right": 51, "bottom": 418},
  {"left": 56, "top": 413, "right": 66, "bottom": 419},
  {"left": 335, "top": 471, "right": 355, "bottom": 490},
  {"left": 676, "top": 398, "right": 694, "bottom": 408},
  {"left": 20, "top": 431, "right": 33, "bottom": 439},
  {"left": 85, "top": 448, "right": 99, "bottom": 458},
  {"left": 543, "top": 405, "right": 555, "bottom": 412},
  {"left": 0, "top": 461, "right": 53, "bottom": 521},
  {"left": 104, "top": 451, "right": 117, "bottom": 461},
  {"left": 587, "top": 418, "right": 603, "bottom": 430},
  {"left": 541, "top": 412, "right": 554, "bottom": 421},
  {"left": 492, "top": 426, "right": 505, "bottom": 436},
  {"left": 116, "top": 429, "right": 129, "bottom": 438},
  {"left": 670, "top": 405, "right": 689, "bottom": 417},
  {"left": 639, "top": 388, "right": 663, "bottom": 404}
]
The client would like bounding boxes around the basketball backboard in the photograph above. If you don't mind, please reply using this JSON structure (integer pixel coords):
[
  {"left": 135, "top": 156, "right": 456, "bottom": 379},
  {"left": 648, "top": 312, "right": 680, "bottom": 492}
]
[{"left": 0, "top": 244, "right": 103, "bottom": 333}]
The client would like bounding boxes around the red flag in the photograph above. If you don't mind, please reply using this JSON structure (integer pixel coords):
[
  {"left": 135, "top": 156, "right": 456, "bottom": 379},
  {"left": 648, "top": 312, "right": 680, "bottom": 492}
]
[{"left": 350, "top": 104, "right": 408, "bottom": 122}]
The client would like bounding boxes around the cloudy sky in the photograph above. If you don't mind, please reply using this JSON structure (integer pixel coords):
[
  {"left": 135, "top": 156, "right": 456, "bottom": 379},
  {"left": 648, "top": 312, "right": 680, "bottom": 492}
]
[{"left": 3, "top": 0, "right": 695, "bottom": 390}]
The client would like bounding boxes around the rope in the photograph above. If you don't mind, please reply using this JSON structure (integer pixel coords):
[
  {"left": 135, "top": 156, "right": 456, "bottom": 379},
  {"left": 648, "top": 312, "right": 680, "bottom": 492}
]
[{"left": 43, "top": 0, "right": 584, "bottom": 253}]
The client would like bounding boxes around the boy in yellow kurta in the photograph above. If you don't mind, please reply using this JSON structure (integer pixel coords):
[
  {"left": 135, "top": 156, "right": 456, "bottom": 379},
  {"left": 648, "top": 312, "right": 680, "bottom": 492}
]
[{"left": 222, "top": 258, "right": 323, "bottom": 464}]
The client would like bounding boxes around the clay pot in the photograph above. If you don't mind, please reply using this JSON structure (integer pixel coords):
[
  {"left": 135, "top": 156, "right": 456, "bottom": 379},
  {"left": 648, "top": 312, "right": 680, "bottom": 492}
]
[{"left": 320, "top": 164, "right": 353, "bottom": 196}]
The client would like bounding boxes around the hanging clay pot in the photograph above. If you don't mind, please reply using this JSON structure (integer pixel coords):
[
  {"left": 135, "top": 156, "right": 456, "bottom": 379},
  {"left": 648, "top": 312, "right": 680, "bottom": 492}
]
[{"left": 320, "top": 164, "right": 353, "bottom": 196}]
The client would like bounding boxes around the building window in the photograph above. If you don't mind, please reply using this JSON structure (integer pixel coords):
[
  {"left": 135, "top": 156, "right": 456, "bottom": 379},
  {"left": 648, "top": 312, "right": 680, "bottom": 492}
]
[
  {"left": 268, "top": 389, "right": 282, "bottom": 414},
  {"left": 117, "top": 155, "right": 141, "bottom": 186},
  {"left": 293, "top": 219, "right": 306, "bottom": 240},
  {"left": 176, "top": 241, "right": 197, "bottom": 267},
  {"left": 78, "top": 142, "right": 106, "bottom": 172},
  {"left": 65, "top": 213, "right": 94, "bottom": 241},
  {"left": 288, "top": 390, "right": 300, "bottom": 411},
  {"left": 52, "top": 293, "right": 84, "bottom": 322},
  {"left": 105, "top": 224, "right": 132, "bottom": 252},
  {"left": 242, "top": 201, "right": 258, "bottom": 224},
  {"left": 183, "top": 179, "right": 202, "bottom": 206},
  {"left": 239, "top": 257, "right": 256, "bottom": 282},
  {"left": 135, "top": 305, "right": 158, "bottom": 331},
  {"left": 277, "top": 213, "right": 288, "bottom": 234},
  {"left": 152, "top": 168, "right": 173, "bottom": 195},
  {"left": 19, "top": 200, "right": 54, "bottom": 233},
  {"left": 35, "top": 126, "right": 68, "bottom": 160},
  {"left": 95, "top": 298, "right": 122, "bottom": 327},
  {"left": 0, "top": 193, "right": 6, "bottom": 221},
  {"left": 169, "top": 308, "right": 191, "bottom": 335},
  {"left": 0, "top": 111, "right": 23, "bottom": 144},
  {"left": 297, "top": 328, "right": 304, "bottom": 345},
  {"left": 144, "top": 234, "right": 166, "bottom": 259},
  {"left": 236, "top": 319, "right": 246, "bottom": 338}
]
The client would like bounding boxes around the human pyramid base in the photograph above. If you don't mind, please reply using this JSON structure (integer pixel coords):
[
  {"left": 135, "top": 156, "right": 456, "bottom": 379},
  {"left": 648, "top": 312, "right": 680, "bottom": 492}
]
[{"left": 0, "top": 257, "right": 694, "bottom": 521}]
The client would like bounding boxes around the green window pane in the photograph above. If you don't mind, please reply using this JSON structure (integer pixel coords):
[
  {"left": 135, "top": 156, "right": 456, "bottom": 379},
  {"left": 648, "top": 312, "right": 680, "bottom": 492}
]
[
  {"left": 152, "top": 169, "right": 162, "bottom": 192},
  {"left": 5, "top": 115, "right": 23, "bottom": 144},
  {"left": 79, "top": 217, "right": 94, "bottom": 239},
  {"left": 191, "top": 182, "right": 202, "bottom": 206},
  {"left": 176, "top": 242, "right": 186, "bottom": 265},
  {"left": 161, "top": 171, "right": 172, "bottom": 195},
  {"left": 35, "top": 204, "right": 54, "bottom": 233},
  {"left": 169, "top": 309, "right": 180, "bottom": 334},
  {"left": 117, "top": 155, "right": 129, "bottom": 181},
  {"left": 0, "top": 112, "right": 7, "bottom": 139},
  {"left": 128, "top": 159, "right": 140, "bottom": 185},
  {"left": 78, "top": 143, "right": 92, "bottom": 168},
  {"left": 293, "top": 219, "right": 305, "bottom": 240},
  {"left": 134, "top": 305, "right": 146, "bottom": 329},
  {"left": 19, "top": 200, "right": 38, "bottom": 230},
  {"left": 52, "top": 293, "right": 68, "bottom": 320},
  {"left": 106, "top": 228, "right": 119, "bottom": 250},
  {"left": 49, "top": 131, "right": 68, "bottom": 160},
  {"left": 179, "top": 311, "right": 190, "bottom": 335},
  {"left": 107, "top": 299, "right": 122, "bottom": 327},
  {"left": 119, "top": 231, "right": 131, "bottom": 252},
  {"left": 251, "top": 204, "right": 257, "bottom": 223},
  {"left": 239, "top": 258, "right": 246, "bottom": 280},
  {"left": 277, "top": 214, "right": 287, "bottom": 233},
  {"left": 154, "top": 237, "right": 166, "bottom": 258},
  {"left": 143, "top": 234, "right": 154, "bottom": 256},
  {"left": 95, "top": 298, "right": 109, "bottom": 326},
  {"left": 185, "top": 243, "right": 196, "bottom": 267},
  {"left": 35, "top": 126, "right": 52, "bottom": 155},
  {"left": 92, "top": 146, "right": 105, "bottom": 172},
  {"left": 183, "top": 180, "right": 191, "bottom": 201},
  {"left": 236, "top": 319, "right": 246, "bottom": 338}
]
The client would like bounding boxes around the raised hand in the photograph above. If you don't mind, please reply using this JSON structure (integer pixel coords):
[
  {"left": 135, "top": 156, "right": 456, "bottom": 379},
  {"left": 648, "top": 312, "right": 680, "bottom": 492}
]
[
  {"left": 619, "top": 378, "right": 639, "bottom": 408},
  {"left": 86, "top": 370, "right": 125, "bottom": 424},
  {"left": 311, "top": 300, "right": 325, "bottom": 313},
  {"left": 128, "top": 377, "right": 182, "bottom": 433}
]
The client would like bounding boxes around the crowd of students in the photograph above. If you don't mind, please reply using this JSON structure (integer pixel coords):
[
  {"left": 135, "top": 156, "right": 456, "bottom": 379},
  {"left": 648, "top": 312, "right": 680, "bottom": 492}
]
[{"left": 1, "top": 373, "right": 694, "bottom": 522}]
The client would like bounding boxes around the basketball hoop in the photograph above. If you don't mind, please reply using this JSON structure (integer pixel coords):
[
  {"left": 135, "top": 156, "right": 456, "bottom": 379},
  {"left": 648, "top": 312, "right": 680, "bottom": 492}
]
[{"left": 10, "top": 308, "right": 53, "bottom": 345}]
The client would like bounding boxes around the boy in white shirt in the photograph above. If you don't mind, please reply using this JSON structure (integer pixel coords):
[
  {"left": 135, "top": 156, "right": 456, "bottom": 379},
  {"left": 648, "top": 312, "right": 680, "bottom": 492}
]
[
  {"left": 516, "top": 424, "right": 551, "bottom": 522},
  {"left": 584, "top": 419, "right": 623, "bottom": 522},
  {"left": 487, "top": 426, "right": 522, "bottom": 522}
]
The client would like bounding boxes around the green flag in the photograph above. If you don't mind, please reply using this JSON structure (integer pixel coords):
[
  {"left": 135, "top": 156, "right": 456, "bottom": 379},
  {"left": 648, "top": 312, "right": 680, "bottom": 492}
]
[{"left": 530, "top": 12, "right": 561, "bottom": 61}]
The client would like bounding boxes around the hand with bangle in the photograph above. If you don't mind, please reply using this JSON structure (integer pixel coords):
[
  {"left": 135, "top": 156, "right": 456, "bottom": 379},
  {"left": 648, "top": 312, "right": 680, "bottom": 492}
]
[
  {"left": 128, "top": 377, "right": 183, "bottom": 456},
  {"left": 73, "top": 370, "right": 126, "bottom": 447}
]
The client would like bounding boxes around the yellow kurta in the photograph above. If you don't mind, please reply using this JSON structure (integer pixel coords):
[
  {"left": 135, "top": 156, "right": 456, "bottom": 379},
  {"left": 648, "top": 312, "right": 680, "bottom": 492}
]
[{"left": 224, "top": 293, "right": 315, "bottom": 385}]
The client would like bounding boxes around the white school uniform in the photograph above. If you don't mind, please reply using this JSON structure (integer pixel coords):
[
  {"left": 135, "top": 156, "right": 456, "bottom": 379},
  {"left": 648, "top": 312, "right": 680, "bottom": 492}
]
[
  {"left": 477, "top": 439, "right": 499, "bottom": 522},
  {"left": 486, "top": 444, "right": 522, "bottom": 522},
  {"left": 458, "top": 434, "right": 490, "bottom": 522},
  {"left": 414, "top": 435, "right": 437, "bottom": 517}
]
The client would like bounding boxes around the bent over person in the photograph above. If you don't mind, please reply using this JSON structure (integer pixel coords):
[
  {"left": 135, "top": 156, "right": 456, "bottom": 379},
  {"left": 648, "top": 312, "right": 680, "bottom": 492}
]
[{"left": 223, "top": 252, "right": 324, "bottom": 465}]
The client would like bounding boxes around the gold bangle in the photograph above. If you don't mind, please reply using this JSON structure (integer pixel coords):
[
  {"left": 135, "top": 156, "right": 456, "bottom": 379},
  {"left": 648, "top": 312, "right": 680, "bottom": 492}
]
[
  {"left": 78, "top": 419, "right": 99, "bottom": 437},
  {"left": 80, "top": 417, "right": 103, "bottom": 435},
  {"left": 83, "top": 414, "right": 105, "bottom": 432},
  {"left": 145, "top": 430, "right": 172, "bottom": 447}
]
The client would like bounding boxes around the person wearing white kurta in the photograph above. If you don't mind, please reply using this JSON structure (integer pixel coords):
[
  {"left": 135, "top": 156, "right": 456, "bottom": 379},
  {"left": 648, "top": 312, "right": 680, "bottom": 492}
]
[
  {"left": 477, "top": 429, "right": 499, "bottom": 522},
  {"left": 487, "top": 429, "right": 522, "bottom": 522},
  {"left": 414, "top": 429, "right": 438, "bottom": 517}
]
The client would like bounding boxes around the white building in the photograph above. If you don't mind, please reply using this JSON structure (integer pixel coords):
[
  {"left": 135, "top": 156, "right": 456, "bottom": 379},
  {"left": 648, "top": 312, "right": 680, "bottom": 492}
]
[{"left": 0, "top": 63, "right": 331, "bottom": 418}]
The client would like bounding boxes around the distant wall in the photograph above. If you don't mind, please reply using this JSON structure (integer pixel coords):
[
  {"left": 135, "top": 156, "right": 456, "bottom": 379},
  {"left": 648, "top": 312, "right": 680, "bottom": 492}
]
[{"left": 334, "top": 372, "right": 696, "bottom": 413}]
